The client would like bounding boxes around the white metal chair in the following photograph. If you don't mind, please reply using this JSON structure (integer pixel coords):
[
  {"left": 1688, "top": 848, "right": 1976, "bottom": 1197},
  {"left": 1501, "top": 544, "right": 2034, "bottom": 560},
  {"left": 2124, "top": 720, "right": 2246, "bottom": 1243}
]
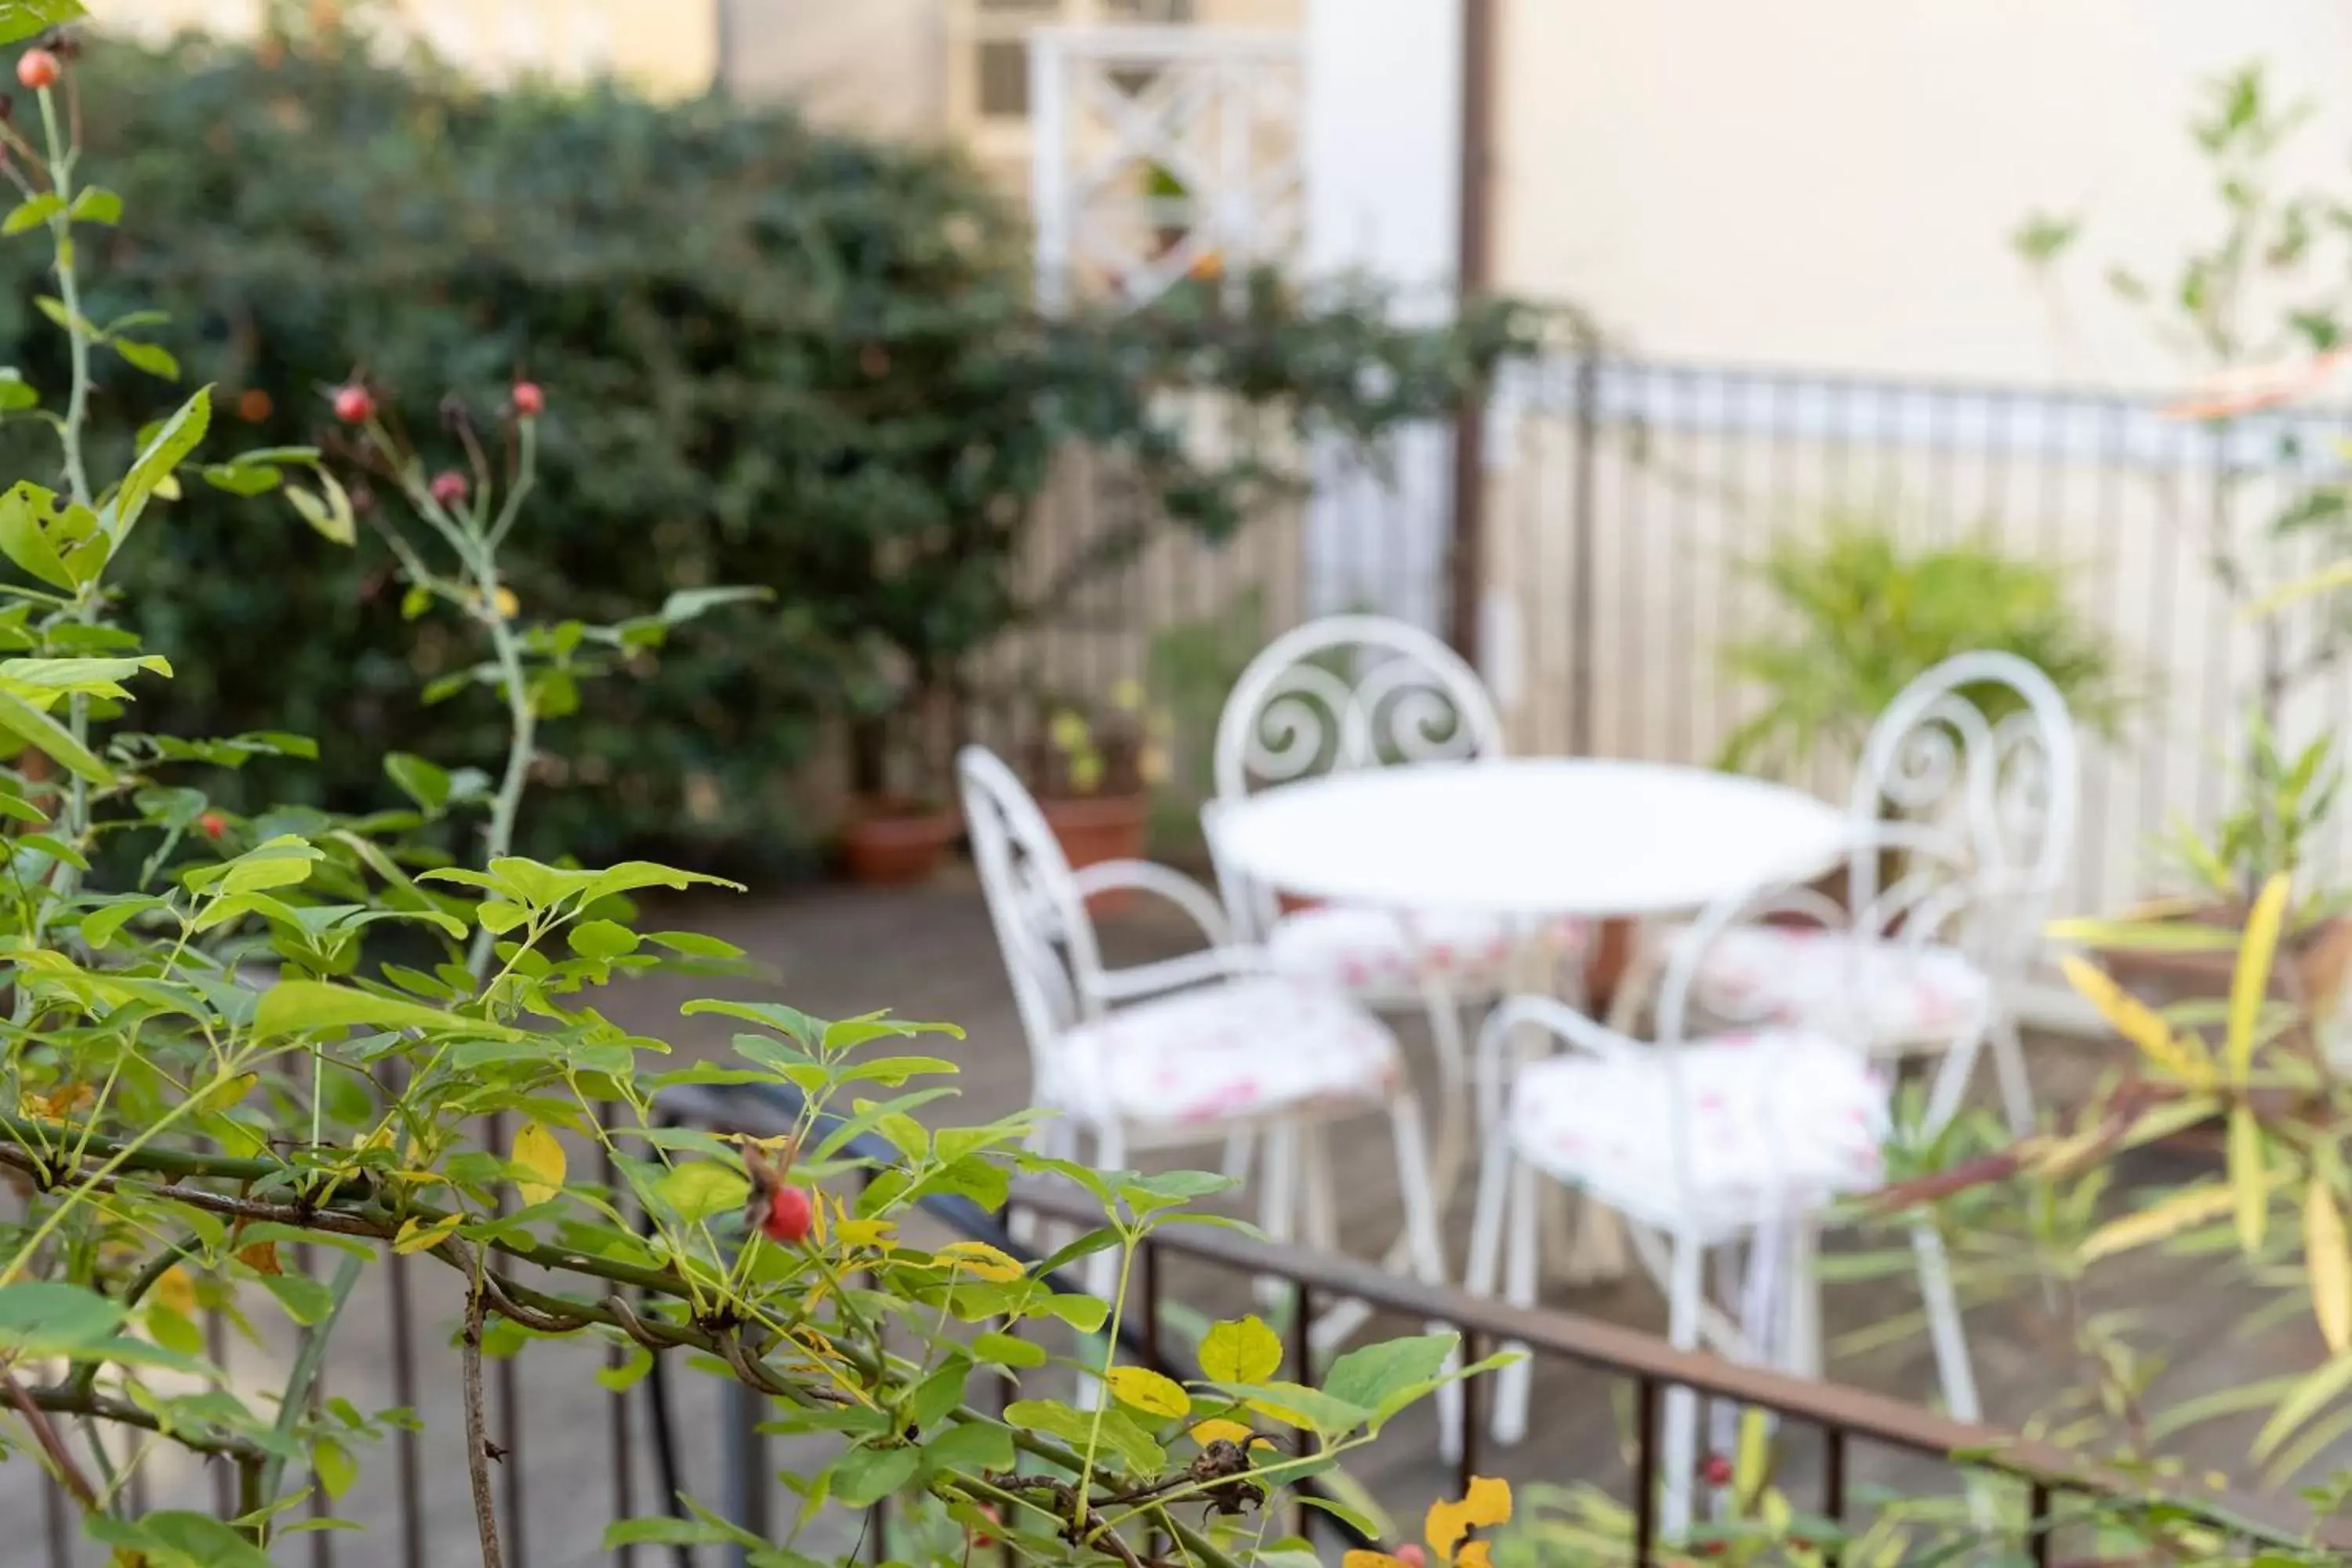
[
  {"left": 1464, "top": 834, "right": 1984, "bottom": 1540},
  {"left": 1207, "top": 615, "right": 1591, "bottom": 1156},
  {"left": 1679, "top": 651, "right": 2078, "bottom": 1136},
  {"left": 958, "top": 745, "right": 1450, "bottom": 1341}
]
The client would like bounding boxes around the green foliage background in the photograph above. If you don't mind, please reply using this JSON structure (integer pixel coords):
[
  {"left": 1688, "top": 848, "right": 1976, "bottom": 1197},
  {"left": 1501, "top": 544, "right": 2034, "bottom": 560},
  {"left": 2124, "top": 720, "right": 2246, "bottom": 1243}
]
[{"left": 0, "top": 26, "right": 1530, "bottom": 870}]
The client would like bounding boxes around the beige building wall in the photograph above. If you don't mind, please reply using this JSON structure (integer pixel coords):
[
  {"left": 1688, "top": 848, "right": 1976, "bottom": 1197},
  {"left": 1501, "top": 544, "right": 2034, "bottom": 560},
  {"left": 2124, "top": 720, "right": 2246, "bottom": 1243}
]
[
  {"left": 98, "top": 0, "right": 720, "bottom": 98},
  {"left": 1490, "top": 0, "right": 2352, "bottom": 390}
]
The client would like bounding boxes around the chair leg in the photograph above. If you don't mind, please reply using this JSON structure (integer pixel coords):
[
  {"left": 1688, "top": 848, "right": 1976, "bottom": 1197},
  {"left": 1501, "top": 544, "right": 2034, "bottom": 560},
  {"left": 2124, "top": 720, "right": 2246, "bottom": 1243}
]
[
  {"left": 1254, "top": 1123, "right": 1300, "bottom": 1313},
  {"left": 1783, "top": 1217, "right": 1823, "bottom": 1381},
  {"left": 1660, "top": 1231, "right": 1706, "bottom": 1543},
  {"left": 1492, "top": 1155, "right": 1541, "bottom": 1446},
  {"left": 1221, "top": 1129, "right": 1255, "bottom": 1190},
  {"left": 1911, "top": 1221, "right": 1981, "bottom": 1423},
  {"left": 1377, "top": 1095, "right": 1465, "bottom": 1460},
  {"left": 1301, "top": 1123, "right": 1339, "bottom": 1252},
  {"left": 1421, "top": 980, "right": 1472, "bottom": 1203},
  {"left": 1988, "top": 1012, "right": 2036, "bottom": 1138}
]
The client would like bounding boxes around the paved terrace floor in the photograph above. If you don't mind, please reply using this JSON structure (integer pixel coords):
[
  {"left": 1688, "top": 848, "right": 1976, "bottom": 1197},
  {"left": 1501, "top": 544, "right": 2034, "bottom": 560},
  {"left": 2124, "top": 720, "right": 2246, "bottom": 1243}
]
[{"left": 2, "top": 873, "right": 2340, "bottom": 1565}]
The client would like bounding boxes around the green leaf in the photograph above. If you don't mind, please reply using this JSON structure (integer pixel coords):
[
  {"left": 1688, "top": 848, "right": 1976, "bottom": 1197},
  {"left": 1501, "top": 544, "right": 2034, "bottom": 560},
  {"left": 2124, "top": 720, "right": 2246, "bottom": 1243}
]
[
  {"left": 87, "top": 1510, "right": 272, "bottom": 1568},
  {"left": 114, "top": 386, "right": 211, "bottom": 542},
  {"left": 2, "top": 192, "right": 60, "bottom": 235},
  {"left": 971, "top": 1331, "right": 1047, "bottom": 1369},
  {"left": 0, "top": 368, "right": 36, "bottom": 412},
  {"left": 0, "top": 1281, "right": 127, "bottom": 1356},
  {"left": 252, "top": 979, "right": 521, "bottom": 1041},
  {"left": 1202, "top": 1380, "right": 1374, "bottom": 1437},
  {"left": 2255, "top": 1349, "right": 2352, "bottom": 1459},
  {"left": 67, "top": 186, "right": 122, "bottom": 227},
  {"left": 1116, "top": 1168, "right": 1236, "bottom": 1214},
  {"left": 644, "top": 930, "right": 745, "bottom": 959},
  {"left": 1200, "top": 1315, "right": 1283, "bottom": 1384},
  {"left": 260, "top": 1271, "right": 336, "bottom": 1327},
  {"left": 653, "top": 1161, "right": 748, "bottom": 1224},
  {"left": 113, "top": 339, "right": 181, "bottom": 382},
  {"left": 597, "top": 1343, "right": 654, "bottom": 1393},
  {"left": 920, "top": 1420, "right": 1015, "bottom": 1478},
  {"left": 0, "top": 2, "right": 85, "bottom": 51},
  {"left": 1003, "top": 1399, "right": 1164, "bottom": 1476},
  {"left": 0, "top": 478, "right": 78, "bottom": 589},
  {"left": 682, "top": 997, "right": 825, "bottom": 1046},
  {"left": 830, "top": 1443, "right": 921, "bottom": 1508},
  {"left": 384, "top": 752, "right": 452, "bottom": 813},
  {"left": 0, "top": 683, "right": 112, "bottom": 783},
  {"left": 312, "top": 1436, "right": 358, "bottom": 1501},
  {"left": 568, "top": 918, "right": 641, "bottom": 961},
  {"left": 1320, "top": 1331, "right": 1460, "bottom": 1414},
  {"left": 285, "top": 475, "right": 356, "bottom": 546}
]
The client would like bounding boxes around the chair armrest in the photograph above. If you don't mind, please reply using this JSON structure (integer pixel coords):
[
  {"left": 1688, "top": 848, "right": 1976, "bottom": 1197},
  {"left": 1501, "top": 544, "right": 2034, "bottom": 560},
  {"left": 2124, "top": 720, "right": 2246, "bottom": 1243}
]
[
  {"left": 1069, "top": 859, "right": 1274, "bottom": 1003},
  {"left": 1472, "top": 994, "right": 1640, "bottom": 1133},
  {"left": 1068, "top": 859, "right": 1233, "bottom": 946}
]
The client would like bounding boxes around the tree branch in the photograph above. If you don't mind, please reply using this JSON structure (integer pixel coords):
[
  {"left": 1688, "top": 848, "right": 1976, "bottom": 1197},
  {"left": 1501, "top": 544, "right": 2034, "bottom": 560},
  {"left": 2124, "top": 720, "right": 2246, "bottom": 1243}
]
[
  {"left": 5, "top": 1369, "right": 97, "bottom": 1509},
  {"left": 461, "top": 1273, "right": 503, "bottom": 1568}
]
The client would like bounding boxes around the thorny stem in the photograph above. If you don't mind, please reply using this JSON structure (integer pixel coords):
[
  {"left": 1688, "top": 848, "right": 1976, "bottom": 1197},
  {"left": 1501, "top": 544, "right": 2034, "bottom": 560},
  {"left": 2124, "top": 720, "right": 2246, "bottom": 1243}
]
[
  {"left": 463, "top": 1266, "right": 503, "bottom": 1568},
  {"left": 5, "top": 1368, "right": 97, "bottom": 1508},
  {"left": 34, "top": 82, "right": 96, "bottom": 917}
]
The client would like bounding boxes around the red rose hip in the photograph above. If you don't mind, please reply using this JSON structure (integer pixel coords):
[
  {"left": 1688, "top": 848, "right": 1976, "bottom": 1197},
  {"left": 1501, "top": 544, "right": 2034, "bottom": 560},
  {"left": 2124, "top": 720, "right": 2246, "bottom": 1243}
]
[
  {"left": 332, "top": 384, "right": 375, "bottom": 424},
  {"left": 1700, "top": 1453, "right": 1734, "bottom": 1487},
  {"left": 762, "top": 1185, "right": 813, "bottom": 1244},
  {"left": 1395, "top": 1547, "right": 1427, "bottom": 1568},
  {"left": 511, "top": 381, "right": 544, "bottom": 418},
  {"left": 16, "top": 51, "right": 59, "bottom": 91},
  {"left": 198, "top": 811, "right": 227, "bottom": 839},
  {"left": 430, "top": 470, "right": 470, "bottom": 506}
]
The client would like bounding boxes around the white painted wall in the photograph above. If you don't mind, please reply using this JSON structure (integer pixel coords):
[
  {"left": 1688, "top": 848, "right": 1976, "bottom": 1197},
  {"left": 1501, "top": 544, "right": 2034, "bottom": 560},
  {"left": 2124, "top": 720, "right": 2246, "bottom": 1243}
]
[
  {"left": 1301, "top": 0, "right": 1465, "bottom": 634},
  {"left": 1494, "top": 0, "right": 2352, "bottom": 390}
]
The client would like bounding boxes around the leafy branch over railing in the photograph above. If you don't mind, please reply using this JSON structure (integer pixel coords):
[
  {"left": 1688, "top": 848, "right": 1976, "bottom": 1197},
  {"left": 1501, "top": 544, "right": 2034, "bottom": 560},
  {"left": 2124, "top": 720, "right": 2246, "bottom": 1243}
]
[{"left": 0, "top": 22, "right": 1486, "bottom": 1568}]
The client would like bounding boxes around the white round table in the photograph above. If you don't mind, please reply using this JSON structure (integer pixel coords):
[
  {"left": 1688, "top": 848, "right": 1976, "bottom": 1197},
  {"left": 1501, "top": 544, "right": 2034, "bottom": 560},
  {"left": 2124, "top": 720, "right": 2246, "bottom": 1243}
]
[
  {"left": 1214, "top": 757, "right": 1850, "bottom": 919},
  {"left": 1213, "top": 757, "right": 1852, "bottom": 1283}
]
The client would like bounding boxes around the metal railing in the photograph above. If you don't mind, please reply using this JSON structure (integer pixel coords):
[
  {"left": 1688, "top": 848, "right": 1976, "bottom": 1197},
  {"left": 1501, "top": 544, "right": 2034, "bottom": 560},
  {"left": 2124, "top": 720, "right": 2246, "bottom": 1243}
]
[
  {"left": 18, "top": 1080, "right": 2346, "bottom": 1567},
  {"left": 980, "top": 353, "right": 2352, "bottom": 926}
]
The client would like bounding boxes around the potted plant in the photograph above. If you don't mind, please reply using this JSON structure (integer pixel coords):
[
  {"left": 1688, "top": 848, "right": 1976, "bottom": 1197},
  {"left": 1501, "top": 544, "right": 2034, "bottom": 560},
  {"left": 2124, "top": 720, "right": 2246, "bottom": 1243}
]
[
  {"left": 1022, "top": 681, "right": 1170, "bottom": 911},
  {"left": 2072, "top": 713, "right": 2352, "bottom": 1026},
  {"left": 1716, "top": 515, "right": 2134, "bottom": 931},
  {"left": 838, "top": 672, "right": 959, "bottom": 888}
]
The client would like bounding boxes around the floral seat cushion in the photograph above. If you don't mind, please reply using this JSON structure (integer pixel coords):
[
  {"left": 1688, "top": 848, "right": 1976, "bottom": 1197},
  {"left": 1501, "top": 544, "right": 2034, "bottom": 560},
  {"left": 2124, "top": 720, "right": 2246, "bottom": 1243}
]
[
  {"left": 1046, "top": 977, "right": 1402, "bottom": 1132},
  {"left": 1508, "top": 1030, "right": 1889, "bottom": 1236},
  {"left": 1265, "top": 903, "right": 1592, "bottom": 995},
  {"left": 1682, "top": 926, "right": 1991, "bottom": 1050}
]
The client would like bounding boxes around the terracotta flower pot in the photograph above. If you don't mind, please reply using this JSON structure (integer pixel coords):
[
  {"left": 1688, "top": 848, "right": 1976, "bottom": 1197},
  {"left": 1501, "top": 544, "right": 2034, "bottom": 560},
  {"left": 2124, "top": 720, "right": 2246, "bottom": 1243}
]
[
  {"left": 1040, "top": 792, "right": 1149, "bottom": 914},
  {"left": 840, "top": 799, "right": 958, "bottom": 887}
]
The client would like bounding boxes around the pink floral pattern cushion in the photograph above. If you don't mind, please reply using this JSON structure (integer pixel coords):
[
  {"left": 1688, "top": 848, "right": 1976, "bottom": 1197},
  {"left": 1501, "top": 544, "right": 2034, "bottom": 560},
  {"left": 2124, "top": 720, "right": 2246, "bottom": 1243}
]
[
  {"left": 1047, "top": 977, "right": 1402, "bottom": 1132},
  {"left": 1266, "top": 903, "right": 1592, "bottom": 994},
  {"left": 1508, "top": 1031, "right": 1889, "bottom": 1234},
  {"left": 1685, "top": 927, "right": 1991, "bottom": 1049}
]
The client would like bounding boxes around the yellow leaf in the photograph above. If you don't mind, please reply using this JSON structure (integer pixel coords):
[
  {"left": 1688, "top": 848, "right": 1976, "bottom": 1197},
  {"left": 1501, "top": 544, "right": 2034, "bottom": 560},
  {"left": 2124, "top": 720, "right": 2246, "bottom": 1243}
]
[
  {"left": 2227, "top": 873, "right": 2292, "bottom": 1083},
  {"left": 1733, "top": 1406, "right": 1769, "bottom": 1497},
  {"left": 2306, "top": 1174, "right": 2352, "bottom": 1354},
  {"left": 1189, "top": 1417, "right": 1254, "bottom": 1449},
  {"left": 510, "top": 1121, "right": 565, "bottom": 1207},
  {"left": 932, "top": 1241, "right": 1024, "bottom": 1283},
  {"left": 1200, "top": 1315, "right": 1282, "bottom": 1384},
  {"left": 393, "top": 1214, "right": 463, "bottom": 1254},
  {"left": 1426, "top": 1476, "right": 1512, "bottom": 1556},
  {"left": 1457, "top": 1545, "right": 1494, "bottom": 1568},
  {"left": 2079, "top": 1182, "right": 2239, "bottom": 1262},
  {"left": 492, "top": 586, "right": 519, "bottom": 619},
  {"left": 152, "top": 1266, "right": 197, "bottom": 1317},
  {"left": 1105, "top": 1366, "right": 1192, "bottom": 1419},
  {"left": 1342, "top": 1555, "right": 1407, "bottom": 1568},
  {"left": 2228, "top": 1105, "right": 2268, "bottom": 1255},
  {"left": 236, "top": 1240, "right": 281, "bottom": 1277},
  {"left": 2059, "top": 955, "right": 2210, "bottom": 1085},
  {"left": 198, "top": 1073, "right": 256, "bottom": 1113},
  {"left": 833, "top": 1216, "right": 895, "bottom": 1249},
  {"left": 2255, "top": 1349, "right": 2352, "bottom": 1460}
]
